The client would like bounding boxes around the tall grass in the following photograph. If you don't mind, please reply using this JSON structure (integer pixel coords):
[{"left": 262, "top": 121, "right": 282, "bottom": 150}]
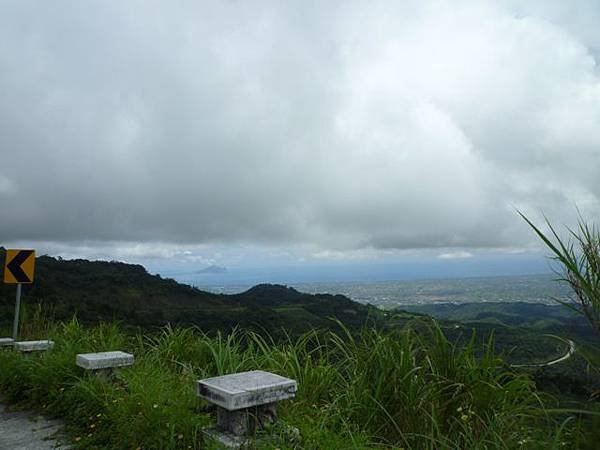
[
  {"left": 519, "top": 212, "right": 600, "bottom": 334},
  {"left": 0, "top": 318, "right": 584, "bottom": 449}
]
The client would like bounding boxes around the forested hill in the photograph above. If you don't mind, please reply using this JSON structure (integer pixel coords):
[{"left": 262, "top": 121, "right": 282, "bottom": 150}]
[{"left": 0, "top": 251, "right": 379, "bottom": 334}]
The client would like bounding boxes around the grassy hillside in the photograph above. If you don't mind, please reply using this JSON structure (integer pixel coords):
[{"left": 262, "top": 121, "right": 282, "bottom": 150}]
[
  {"left": 0, "top": 253, "right": 381, "bottom": 336},
  {"left": 401, "top": 302, "right": 600, "bottom": 400},
  {"left": 2, "top": 320, "right": 598, "bottom": 449},
  {"left": 0, "top": 252, "right": 599, "bottom": 447},
  {"left": 1, "top": 253, "right": 598, "bottom": 396},
  {"left": 0, "top": 252, "right": 589, "bottom": 371},
  {"left": 401, "top": 302, "right": 589, "bottom": 330}
]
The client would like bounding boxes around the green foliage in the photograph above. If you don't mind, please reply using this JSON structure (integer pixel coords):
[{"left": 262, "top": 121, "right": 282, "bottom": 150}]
[
  {"left": 518, "top": 213, "right": 600, "bottom": 447},
  {"left": 0, "top": 251, "right": 384, "bottom": 337},
  {"left": 0, "top": 319, "right": 589, "bottom": 449},
  {"left": 519, "top": 212, "right": 600, "bottom": 334},
  {"left": 401, "top": 302, "right": 585, "bottom": 329},
  {"left": 520, "top": 213, "right": 600, "bottom": 389}
]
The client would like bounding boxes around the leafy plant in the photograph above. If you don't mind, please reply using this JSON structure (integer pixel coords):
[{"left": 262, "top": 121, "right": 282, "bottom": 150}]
[{"left": 519, "top": 212, "right": 600, "bottom": 334}]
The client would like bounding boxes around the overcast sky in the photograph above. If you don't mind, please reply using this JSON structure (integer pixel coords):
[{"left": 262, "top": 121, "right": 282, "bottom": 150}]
[{"left": 1, "top": 1, "right": 599, "bottom": 275}]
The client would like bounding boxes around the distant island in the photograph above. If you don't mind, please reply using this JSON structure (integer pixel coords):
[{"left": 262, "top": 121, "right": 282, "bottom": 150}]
[{"left": 196, "top": 264, "right": 227, "bottom": 274}]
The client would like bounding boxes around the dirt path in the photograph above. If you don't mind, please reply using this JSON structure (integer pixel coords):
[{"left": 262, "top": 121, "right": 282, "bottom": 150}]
[{"left": 0, "top": 401, "right": 70, "bottom": 450}]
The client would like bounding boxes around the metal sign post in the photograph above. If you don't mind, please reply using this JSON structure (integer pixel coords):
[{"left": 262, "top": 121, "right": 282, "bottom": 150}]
[
  {"left": 3, "top": 249, "right": 36, "bottom": 341},
  {"left": 12, "top": 283, "right": 22, "bottom": 340}
]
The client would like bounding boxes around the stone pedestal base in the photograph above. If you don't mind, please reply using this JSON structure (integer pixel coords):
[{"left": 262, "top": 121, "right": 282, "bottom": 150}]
[
  {"left": 202, "top": 426, "right": 250, "bottom": 449},
  {"left": 217, "top": 402, "right": 277, "bottom": 436},
  {"left": 204, "top": 403, "right": 277, "bottom": 448},
  {"left": 92, "top": 367, "right": 117, "bottom": 380}
]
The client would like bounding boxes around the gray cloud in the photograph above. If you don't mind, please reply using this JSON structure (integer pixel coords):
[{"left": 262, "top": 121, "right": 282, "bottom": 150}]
[{"left": 1, "top": 1, "right": 599, "bottom": 259}]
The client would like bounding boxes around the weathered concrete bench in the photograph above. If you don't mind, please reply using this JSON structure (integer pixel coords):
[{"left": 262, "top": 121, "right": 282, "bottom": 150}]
[
  {"left": 197, "top": 370, "right": 297, "bottom": 448},
  {"left": 76, "top": 351, "right": 134, "bottom": 375},
  {"left": 14, "top": 340, "right": 54, "bottom": 352},
  {"left": 0, "top": 338, "right": 14, "bottom": 347}
]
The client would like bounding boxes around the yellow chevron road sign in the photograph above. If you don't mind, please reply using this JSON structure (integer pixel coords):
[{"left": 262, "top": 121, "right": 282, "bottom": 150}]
[{"left": 3, "top": 249, "right": 35, "bottom": 284}]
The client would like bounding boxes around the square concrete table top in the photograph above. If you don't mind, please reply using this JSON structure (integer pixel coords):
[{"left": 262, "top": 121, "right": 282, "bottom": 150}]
[
  {"left": 14, "top": 340, "right": 54, "bottom": 352},
  {"left": 76, "top": 351, "right": 135, "bottom": 370},
  {"left": 197, "top": 370, "right": 297, "bottom": 411},
  {"left": 0, "top": 338, "right": 14, "bottom": 347}
]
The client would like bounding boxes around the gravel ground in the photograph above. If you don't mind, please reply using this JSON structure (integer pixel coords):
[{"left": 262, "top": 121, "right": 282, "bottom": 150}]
[{"left": 0, "top": 401, "right": 70, "bottom": 450}]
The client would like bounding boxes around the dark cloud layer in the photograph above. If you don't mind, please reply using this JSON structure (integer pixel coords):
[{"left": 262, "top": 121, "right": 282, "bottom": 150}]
[{"left": 1, "top": 1, "right": 599, "bottom": 260}]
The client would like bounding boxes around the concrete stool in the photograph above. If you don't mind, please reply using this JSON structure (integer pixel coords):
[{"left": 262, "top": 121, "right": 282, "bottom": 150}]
[
  {"left": 14, "top": 340, "right": 54, "bottom": 352},
  {"left": 197, "top": 370, "right": 297, "bottom": 448},
  {"left": 76, "top": 351, "right": 134, "bottom": 377},
  {"left": 0, "top": 338, "right": 14, "bottom": 348}
]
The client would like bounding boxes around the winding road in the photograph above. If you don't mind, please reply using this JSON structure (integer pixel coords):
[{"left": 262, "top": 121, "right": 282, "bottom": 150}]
[
  {"left": 543, "top": 339, "right": 576, "bottom": 366},
  {"left": 511, "top": 337, "right": 576, "bottom": 368}
]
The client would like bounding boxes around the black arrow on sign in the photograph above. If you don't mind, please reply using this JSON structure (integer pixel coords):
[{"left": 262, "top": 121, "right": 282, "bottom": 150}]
[{"left": 7, "top": 250, "right": 34, "bottom": 283}]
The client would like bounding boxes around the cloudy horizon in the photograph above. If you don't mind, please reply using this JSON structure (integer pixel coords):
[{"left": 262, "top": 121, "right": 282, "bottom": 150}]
[{"left": 1, "top": 1, "right": 599, "bottom": 279}]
